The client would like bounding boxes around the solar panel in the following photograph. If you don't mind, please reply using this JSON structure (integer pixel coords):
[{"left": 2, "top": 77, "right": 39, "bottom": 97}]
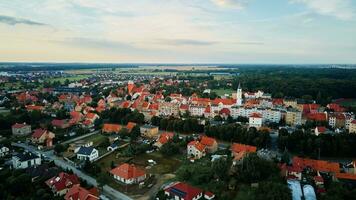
[{"left": 170, "top": 188, "right": 187, "bottom": 198}]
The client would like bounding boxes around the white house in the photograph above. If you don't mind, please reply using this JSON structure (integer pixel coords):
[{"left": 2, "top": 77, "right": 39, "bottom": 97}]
[
  {"left": 0, "top": 145, "right": 9, "bottom": 157},
  {"left": 76, "top": 147, "right": 99, "bottom": 162},
  {"left": 249, "top": 113, "right": 263, "bottom": 128},
  {"left": 12, "top": 152, "right": 41, "bottom": 169},
  {"left": 187, "top": 141, "right": 206, "bottom": 159},
  {"left": 110, "top": 163, "right": 146, "bottom": 184}
]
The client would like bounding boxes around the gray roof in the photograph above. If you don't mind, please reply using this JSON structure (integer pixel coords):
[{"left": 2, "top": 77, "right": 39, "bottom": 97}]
[{"left": 77, "top": 146, "right": 95, "bottom": 155}]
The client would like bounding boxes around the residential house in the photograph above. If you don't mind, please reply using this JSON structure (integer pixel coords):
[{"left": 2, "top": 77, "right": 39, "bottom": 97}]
[
  {"left": 110, "top": 163, "right": 146, "bottom": 184},
  {"left": 231, "top": 143, "right": 257, "bottom": 164},
  {"left": 187, "top": 141, "right": 206, "bottom": 159},
  {"left": 200, "top": 136, "right": 218, "bottom": 153},
  {"left": 52, "top": 119, "right": 70, "bottom": 129},
  {"left": 0, "top": 145, "right": 9, "bottom": 157},
  {"left": 314, "top": 126, "right": 327, "bottom": 136},
  {"left": 164, "top": 182, "right": 215, "bottom": 200},
  {"left": 77, "top": 146, "right": 99, "bottom": 162},
  {"left": 140, "top": 124, "right": 159, "bottom": 138},
  {"left": 31, "top": 128, "right": 55, "bottom": 147},
  {"left": 286, "top": 109, "right": 302, "bottom": 126},
  {"left": 102, "top": 123, "right": 122, "bottom": 134},
  {"left": 46, "top": 172, "right": 80, "bottom": 196},
  {"left": 249, "top": 113, "right": 263, "bottom": 128},
  {"left": 158, "top": 102, "right": 179, "bottom": 116},
  {"left": 154, "top": 132, "right": 174, "bottom": 148},
  {"left": 12, "top": 123, "right": 31, "bottom": 136},
  {"left": 12, "top": 152, "right": 41, "bottom": 169},
  {"left": 67, "top": 141, "right": 93, "bottom": 153},
  {"left": 64, "top": 184, "right": 99, "bottom": 200},
  {"left": 350, "top": 120, "right": 356, "bottom": 133}
]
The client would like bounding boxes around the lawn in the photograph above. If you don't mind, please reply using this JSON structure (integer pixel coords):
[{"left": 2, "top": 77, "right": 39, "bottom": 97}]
[{"left": 212, "top": 88, "right": 235, "bottom": 97}]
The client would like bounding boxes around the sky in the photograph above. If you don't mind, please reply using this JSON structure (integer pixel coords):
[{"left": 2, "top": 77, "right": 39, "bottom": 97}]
[{"left": 0, "top": 0, "right": 356, "bottom": 64}]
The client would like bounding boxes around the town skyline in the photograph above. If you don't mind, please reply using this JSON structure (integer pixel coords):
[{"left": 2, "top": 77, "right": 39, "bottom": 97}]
[{"left": 1, "top": 0, "right": 356, "bottom": 63}]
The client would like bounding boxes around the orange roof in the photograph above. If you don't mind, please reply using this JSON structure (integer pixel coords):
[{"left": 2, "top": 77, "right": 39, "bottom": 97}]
[
  {"left": 126, "top": 122, "right": 137, "bottom": 131},
  {"left": 212, "top": 98, "right": 235, "bottom": 105},
  {"left": 200, "top": 136, "right": 216, "bottom": 147},
  {"left": 26, "top": 105, "right": 44, "bottom": 111},
  {"left": 335, "top": 172, "right": 356, "bottom": 181},
  {"left": 110, "top": 163, "right": 146, "bottom": 179},
  {"left": 316, "top": 126, "right": 327, "bottom": 133},
  {"left": 64, "top": 184, "right": 99, "bottom": 200},
  {"left": 292, "top": 157, "right": 340, "bottom": 173},
  {"left": 102, "top": 123, "right": 122, "bottom": 133},
  {"left": 231, "top": 143, "right": 257, "bottom": 153},
  {"left": 188, "top": 141, "right": 205, "bottom": 152},
  {"left": 250, "top": 112, "right": 262, "bottom": 118},
  {"left": 158, "top": 132, "right": 174, "bottom": 145},
  {"left": 306, "top": 113, "right": 327, "bottom": 121},
  {"left": 121, "top": 101, "right": 131, "bottom": 108},
  {"left": 86, "top": 113, "right": 97, "bottom": 120}
]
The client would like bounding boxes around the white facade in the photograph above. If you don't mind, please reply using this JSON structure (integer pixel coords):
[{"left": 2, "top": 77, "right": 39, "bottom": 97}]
[
  {"left": 112, "top": 174, "right": 146, "bottom": 184},
  {"left": 77, "top": 148, "right": 99, "bottom": 162},
  {"left": 187, "top": 142, "right": 205, "bottom": 159},
  {"left": 189, "top": 105, "right": 205, "bottom": 117},
  {"left": 231, "top": 107, "right": 281, "bottom": 123},
  {"left": 249, "top": 115, "right": 262, "bottom": 128},
  {"left": 236, "top": 83, "right": 242, "bottom": 106},
  {"left": 12, "top": 154, "right": 42, "bottom": 169},
  {"left": 0, "top": 146, "right": 9, "bottom": 157}
]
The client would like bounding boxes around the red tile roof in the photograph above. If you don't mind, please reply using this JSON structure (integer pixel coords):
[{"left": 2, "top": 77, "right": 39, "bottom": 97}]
[
  {"left": 292, "top": 157, "right": 340, "bottom": 173},
  {"left": 180, "top": 104, "right": 189, "bottom": 110},
  {"left": 12, "top": 123, "right": 28, "bottom": 129},
  {"left": 32, "top": 128, "right": 47, "bottom": 138},
  {"left": 250, "top": 112, "right": 262, "bottom": 118},
  {"left": 231, "top": 143, "right": 257, "bottom": 153},
  {"left": 158, "top": 132, "right": 174, "bottom": 145},
  {"left": 212, "top": 98, "right": 235, "bottom": 105},
  {"left": 200, "top": 136, "right": 216, "bottom": 147},
  {"left": 46, "top": 172, "right": 80, "bottom": 192},
  {"left": 64, "top": 184, "right": 99, "bottom": 200},
  {"left": 165, "top": 182, "right": 203, "bottom": 200},
  {"left": 188, "top": 141, "right": 206, "bottom": 152},
  {"left": 306, "top": 113, "right": 327, "bottom": 121},
  {"left": 219, "top": 108, "right": 231, "bottom": 115},
  {"left": 102, "top": 123, "right": 122, "bottom": 133},
  {"left": 110, "top": 163, "right": 146, "bottom": 179},
  {"left": 126, "top": 122, "right": 137, "bottom": 131}
]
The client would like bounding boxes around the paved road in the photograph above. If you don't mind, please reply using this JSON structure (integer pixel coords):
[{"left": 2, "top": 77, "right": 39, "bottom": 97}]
[{"left": 12, "top": 142, "right": 132, "bottom": 200}]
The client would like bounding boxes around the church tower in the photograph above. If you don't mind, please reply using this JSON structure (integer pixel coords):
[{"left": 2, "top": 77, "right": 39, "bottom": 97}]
[{"left": 236, "top": 82, "right": 242, "bottom": 106}]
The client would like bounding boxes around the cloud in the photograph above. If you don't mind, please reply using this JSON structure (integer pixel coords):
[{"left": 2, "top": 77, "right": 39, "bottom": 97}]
[
  {"left": 157, "top": 39, "right": 218, "bottom": 46},
  {"left": 291, "top": 0, "right": 354, "bottom": 20},
  {"left": 55, "top": 37, "right": 138, "bottom": 51},
  {"left": 0, "top": 15, "right": 47, "bottom": 26},
  {"left": 210, "top": 0, "right": 248, "bottom": 9}
]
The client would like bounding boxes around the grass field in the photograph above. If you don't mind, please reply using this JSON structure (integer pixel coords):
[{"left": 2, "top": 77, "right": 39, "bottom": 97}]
[
  {"left": 46, "top": 74, "right": 90, "bottom": 83},
  {"left": 212, "top": 88, "right": 234, "bottom": 96}
]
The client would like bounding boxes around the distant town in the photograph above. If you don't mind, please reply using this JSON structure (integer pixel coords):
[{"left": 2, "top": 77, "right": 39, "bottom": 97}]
[{"left": 1, "top": 64, "right": 356, "bottom": 200}]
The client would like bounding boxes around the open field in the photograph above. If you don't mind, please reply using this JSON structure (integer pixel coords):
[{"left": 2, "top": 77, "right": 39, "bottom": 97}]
[
  {"left": 212, "top": 88, "right": 234, "bottom": 96},
  {"left": 46, "top": 74, "right": 90, "bottom": 83}
]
